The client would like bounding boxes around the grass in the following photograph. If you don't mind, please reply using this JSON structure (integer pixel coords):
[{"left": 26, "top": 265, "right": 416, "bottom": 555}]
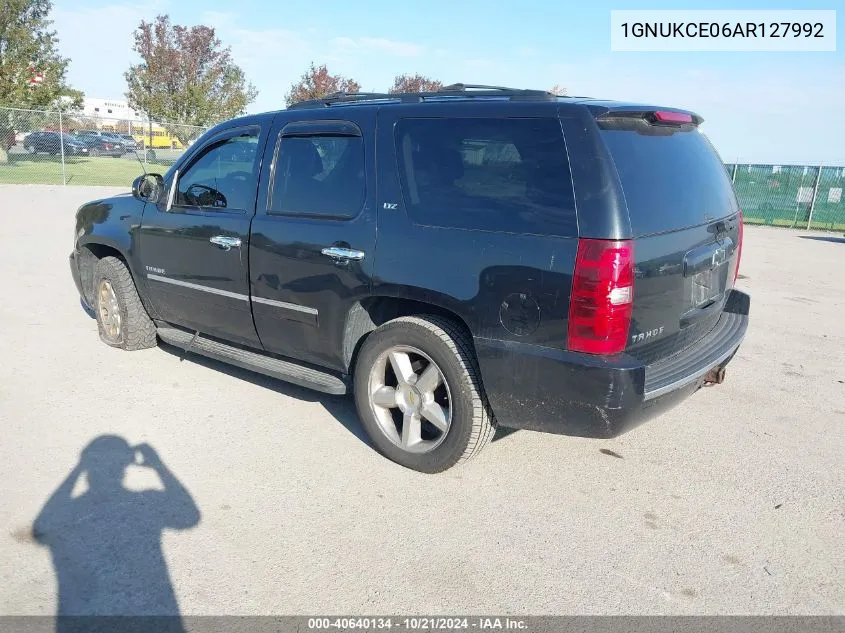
[{"left": 0, "top": 154, "right": 172, "bottom": 186}]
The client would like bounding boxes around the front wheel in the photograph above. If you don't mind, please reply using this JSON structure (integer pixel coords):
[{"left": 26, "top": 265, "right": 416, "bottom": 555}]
[
  {"left": 354, "top": 315, "right": 495, "bottom": 473},
  {"left": 92, "top": 256, "right": 157, "bottom": 351}
]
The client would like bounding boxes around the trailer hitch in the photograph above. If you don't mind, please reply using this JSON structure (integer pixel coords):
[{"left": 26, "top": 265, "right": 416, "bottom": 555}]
[{"left": 704, "top": 366, "right": 726, "bottom": 386}]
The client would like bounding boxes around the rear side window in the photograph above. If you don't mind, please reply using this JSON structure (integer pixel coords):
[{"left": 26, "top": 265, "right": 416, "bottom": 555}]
[
  {"left": 600, "top": 124, "right": 738, "bottom": 236},
  {"left": 270, "top": 134, "right": 365, "bottom": 218},
  {"left": 395, "top": 118, "right": 577, "bottom": 237}
]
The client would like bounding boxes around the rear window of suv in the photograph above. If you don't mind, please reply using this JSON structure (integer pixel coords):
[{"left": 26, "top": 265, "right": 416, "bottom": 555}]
[
  {"left": 599, "top": 122, "right": 738, "bottom": 237},
  {"left": 395, "top": 118, "right": 577, "bottom": 237}
]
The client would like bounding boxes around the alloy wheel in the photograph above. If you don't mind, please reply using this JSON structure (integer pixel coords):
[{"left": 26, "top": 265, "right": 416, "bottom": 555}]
[
  {"left": 367, "top": 345, "right": 452, "bottom": 454},
  {"left": 97, "top": 279, "right": 122, "bottom": 341}
]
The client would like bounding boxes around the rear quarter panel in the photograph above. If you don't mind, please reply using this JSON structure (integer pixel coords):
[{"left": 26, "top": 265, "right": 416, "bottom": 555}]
[{"left": 372, "top": 102, "right": 583, "bottom": 349}]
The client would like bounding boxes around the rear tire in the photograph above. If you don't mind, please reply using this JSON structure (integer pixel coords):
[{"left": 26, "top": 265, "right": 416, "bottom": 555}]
[
  {"left": 353, "top": 315, "right": 495, "bottom": 473},
  {"left": 90, "top": 148, "right": 100, "bottom": 157},
  {"left": 92, "top": 256, "right": 157, "bottom": 351}
]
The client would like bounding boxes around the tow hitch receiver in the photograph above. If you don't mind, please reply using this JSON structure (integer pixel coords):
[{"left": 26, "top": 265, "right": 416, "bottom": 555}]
[{"left": 704, "top": 366, "right": 726, "bottom": 386}]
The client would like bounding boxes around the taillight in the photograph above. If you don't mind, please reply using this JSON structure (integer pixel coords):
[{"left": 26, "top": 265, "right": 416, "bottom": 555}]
[
  {"left": 733, "top": 210, "right": 744, "bottom": 284},
  {"left": 568, "top": 239, "right": 635, "bottom": 355}
]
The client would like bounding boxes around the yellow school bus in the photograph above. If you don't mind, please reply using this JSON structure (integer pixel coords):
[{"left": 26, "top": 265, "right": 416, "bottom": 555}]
[{"left": 131, "top": 127, "right": 185, "bottom": 150}]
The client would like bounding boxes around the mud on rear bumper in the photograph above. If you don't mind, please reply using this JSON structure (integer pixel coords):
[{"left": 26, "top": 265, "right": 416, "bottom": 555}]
[{"left": 474, "top": 289, "right": 750, "bottom": 438}]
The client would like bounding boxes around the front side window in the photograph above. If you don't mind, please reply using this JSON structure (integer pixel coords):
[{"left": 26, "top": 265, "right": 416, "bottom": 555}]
[
  {"left": 395, "top": 118, "right": 577, "bottom": 237},
  {"left": 175, "top": 131, "right": 259, "bottom": 211},
  {"left": 269, "top": 133, "right": 365, "bottom": 218}
]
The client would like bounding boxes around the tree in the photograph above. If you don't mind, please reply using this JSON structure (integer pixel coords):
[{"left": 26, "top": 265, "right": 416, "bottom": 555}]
[
  {"left": 0, "top": 0, "right": 83, "bottom": 163},
  {"left": 388, "top": 74, "right": 442, "bottom": 94},
  {"left": 285, "top": 63, "right": 360, "bottom": 106},
  {"left": 549, "top": 84, "right": 567, "bottom": 96},
  {"left": 124, "top": 14, "right": 257, "bottom": 147},
  {"left": 64, "top": 115, "right": 99, "bottom": 133}
]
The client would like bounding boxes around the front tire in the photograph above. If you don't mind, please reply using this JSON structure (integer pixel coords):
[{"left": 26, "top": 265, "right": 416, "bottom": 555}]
[
  {"left": 92, "top": 256, "right": 157, "bottom": 351},
  {"left": 354, "top": 315, "right": 495, "bottom": 473}
]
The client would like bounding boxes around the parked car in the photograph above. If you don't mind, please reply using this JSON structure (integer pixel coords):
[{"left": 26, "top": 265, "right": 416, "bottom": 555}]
[
  {"left": 74, "top": 133, "right": 124, "bottom": 157},
  {"left": 74, "top": 129, "right": 116, "bottom": 139},
  {"left": 24, "top": 131, "right": 89, "bottom": 156},
  {"left": 118, "top": 134, "right": 139, "bottom": 151},
  {"left": 69, "top": 84, "right": 749, "bottom": 473},
  {"left": 72, "top": 129, "right": 127, "bottom": 151},
  {"left": 98, "top": 131, "right": 134, "bottom": 153}
]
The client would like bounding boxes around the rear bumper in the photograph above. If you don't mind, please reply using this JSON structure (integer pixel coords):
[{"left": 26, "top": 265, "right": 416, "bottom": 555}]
[{"left": 475, "top": 289, "right": 750, "bottom": 438}]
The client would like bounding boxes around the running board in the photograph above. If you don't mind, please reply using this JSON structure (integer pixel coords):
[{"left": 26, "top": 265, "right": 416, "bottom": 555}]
[{"left": 156, "top": 326, "right": 348, "bottom": 395}]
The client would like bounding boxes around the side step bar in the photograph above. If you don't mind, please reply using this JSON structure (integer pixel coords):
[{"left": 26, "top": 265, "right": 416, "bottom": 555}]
[{"left": 156, "top": 326, "right": 348, "bottom": 395}]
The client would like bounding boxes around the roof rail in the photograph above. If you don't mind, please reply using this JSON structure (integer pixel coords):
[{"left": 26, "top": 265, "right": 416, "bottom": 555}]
[
  {"left": 287, "top": 83, "right": 558, "bottom": 109},
  {"left": 439, "top": 83, "right": 539, "bottom": 93}
]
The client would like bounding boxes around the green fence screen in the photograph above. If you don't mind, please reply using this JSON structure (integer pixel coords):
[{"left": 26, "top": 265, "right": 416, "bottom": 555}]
[{"left": 726, "top": 163, "right": 845, "bottom": 231}]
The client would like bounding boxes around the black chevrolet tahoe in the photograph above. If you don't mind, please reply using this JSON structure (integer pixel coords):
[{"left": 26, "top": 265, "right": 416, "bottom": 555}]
[{"left": 69, "top": 84, "right": 750, "bottom": 473}]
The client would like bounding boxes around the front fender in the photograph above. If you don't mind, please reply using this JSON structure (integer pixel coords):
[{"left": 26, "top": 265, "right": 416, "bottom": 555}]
[{"left": 74, "top": 195, "right": 157, "bottom": 317}]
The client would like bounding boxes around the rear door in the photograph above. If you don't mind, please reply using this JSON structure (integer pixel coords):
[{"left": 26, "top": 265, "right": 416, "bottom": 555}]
[
  {"left": 249, "top": 113, "right": 377, "bottom": 372},
  {"left": 595, "top": 109, "right": 741, "bottom": 363}
]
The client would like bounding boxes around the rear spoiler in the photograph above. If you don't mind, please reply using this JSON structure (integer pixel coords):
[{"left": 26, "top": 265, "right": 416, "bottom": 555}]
[{"left": 594, "top": 107, "right": 703, "bottom": 128}]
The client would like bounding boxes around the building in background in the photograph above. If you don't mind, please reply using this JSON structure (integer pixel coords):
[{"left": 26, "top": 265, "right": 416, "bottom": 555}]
[{"left": 80, "top": 97, "right": 142, "bottom": 122}]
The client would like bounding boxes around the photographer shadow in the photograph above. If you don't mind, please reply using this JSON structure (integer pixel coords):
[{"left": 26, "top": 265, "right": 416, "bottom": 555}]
[{"left": 32, "top": 436, "right": 200, "bottom": 633}]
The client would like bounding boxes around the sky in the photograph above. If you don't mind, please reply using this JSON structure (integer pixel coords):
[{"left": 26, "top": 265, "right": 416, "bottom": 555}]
[{"left": 52, "top": 0, "right": 843, "bottom": 165}]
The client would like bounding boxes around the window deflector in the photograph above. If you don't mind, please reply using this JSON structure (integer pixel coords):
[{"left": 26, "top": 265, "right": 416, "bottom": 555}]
[{"left": 280, "top": 120, "right": 362, "bottom": 138}]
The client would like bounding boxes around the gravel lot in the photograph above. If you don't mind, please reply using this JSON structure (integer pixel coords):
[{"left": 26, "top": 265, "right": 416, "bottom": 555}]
[{"left": 1, "top": 185, "right": 843, "bottom": 616}]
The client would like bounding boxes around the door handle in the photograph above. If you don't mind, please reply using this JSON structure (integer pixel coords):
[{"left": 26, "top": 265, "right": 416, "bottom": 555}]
[
  {"left": 321, "top": 246, "right": 365, "bottom": 262},
  {"left": 209, "top": 235, "right": 242, "bottom": 251}
]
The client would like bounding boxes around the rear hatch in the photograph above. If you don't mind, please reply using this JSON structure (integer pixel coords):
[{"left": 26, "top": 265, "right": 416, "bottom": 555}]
[{"left": 597, "top": 108, "right": 742, "bottom": 364}]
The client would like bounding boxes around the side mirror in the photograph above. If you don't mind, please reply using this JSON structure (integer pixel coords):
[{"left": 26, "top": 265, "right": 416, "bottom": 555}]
[{"left": 132, "top": 173, "right": 164, "bottom": 203}]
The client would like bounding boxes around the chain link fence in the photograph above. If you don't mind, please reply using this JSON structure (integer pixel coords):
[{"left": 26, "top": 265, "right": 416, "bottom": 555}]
[
  {"left": 0, "top": 106, "right": 208, "bottom": 186},
  {"left": 726, "top": 163, "right": 845, "bottom": 231}
]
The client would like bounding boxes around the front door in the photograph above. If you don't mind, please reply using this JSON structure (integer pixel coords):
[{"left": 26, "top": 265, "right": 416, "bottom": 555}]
[
  {"left": 137, "top": 122, "right": 268, "bottom": 348},
  {"left": 249, "top": 113, "right": 378, "bottom": 372}
]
